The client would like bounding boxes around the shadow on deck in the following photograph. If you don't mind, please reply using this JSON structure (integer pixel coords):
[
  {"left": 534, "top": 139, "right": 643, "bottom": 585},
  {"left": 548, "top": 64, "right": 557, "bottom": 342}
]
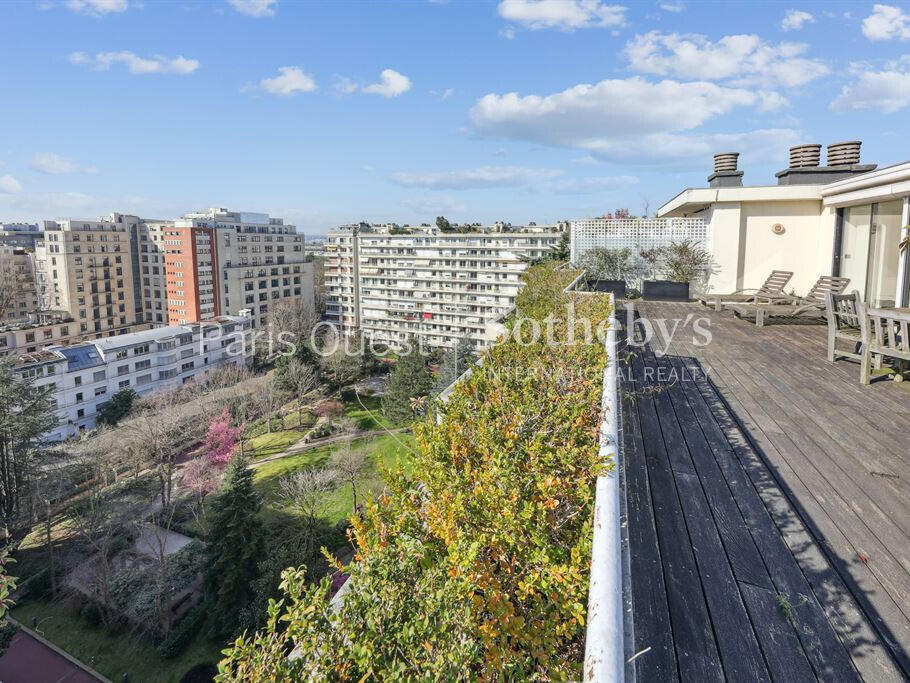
[{"left": 619, "top": 301, "right": 910, "bottom": 682}]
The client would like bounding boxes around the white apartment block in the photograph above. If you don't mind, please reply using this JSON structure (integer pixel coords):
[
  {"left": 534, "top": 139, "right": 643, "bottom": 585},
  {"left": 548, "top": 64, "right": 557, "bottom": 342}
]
[
  {"left": 569, "top": 217, "right": 709, "bottom": 265},
  {"left": 14, "top": 315, "right": 252, "bottom": 442},
  {"left": 325, "top": 226, "right": 561, "bottom": 349}
]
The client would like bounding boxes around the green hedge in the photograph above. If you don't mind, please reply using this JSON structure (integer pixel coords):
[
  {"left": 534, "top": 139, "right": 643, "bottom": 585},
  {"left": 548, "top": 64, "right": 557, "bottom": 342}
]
[
  {"left": 157, "top": 602, "right": 206, "bottom": 659},
  {"left": 218, "top": 262, "right": 611, "bottom": 680}
]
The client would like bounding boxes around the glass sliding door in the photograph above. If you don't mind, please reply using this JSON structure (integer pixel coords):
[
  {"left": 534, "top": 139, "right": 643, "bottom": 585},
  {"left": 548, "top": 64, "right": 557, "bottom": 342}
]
[
  {"left": 868, "top": 200, "right": 904, "bottom": 307},
  {"left": 841, "top": 205, "right": 871, "bottom": 298},
  {"left": 840, "top": 201, "right": 906, "bottom": 307}
]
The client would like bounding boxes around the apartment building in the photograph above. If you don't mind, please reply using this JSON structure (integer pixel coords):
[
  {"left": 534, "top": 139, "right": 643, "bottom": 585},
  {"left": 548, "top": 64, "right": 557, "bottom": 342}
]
[
  {"left": 325, "top": 225, "right": 561, "bottom": 348},
  {"left": 168, "top": 208, "right": 314, "bottom": 328},
  {"left": 0, "top": 312, "right": 82, "bottom": 357},
  {"left": 0, "top": 245, "right": 39, "bottom": 323},
  {"left": 35, "top": 217, "right": 144, "bottom": 339},
  {"left": 14, "top": 314, "right": 252, "bottom": 441},
  {"left": 0, "top": 223, "right": 42, "bottom": 249}
]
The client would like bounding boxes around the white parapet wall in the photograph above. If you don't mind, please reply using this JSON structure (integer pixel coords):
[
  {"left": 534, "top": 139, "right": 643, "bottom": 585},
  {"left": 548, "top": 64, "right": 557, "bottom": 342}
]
[{"left": 560, "top": 282, "right": 625, "bottom": 682}]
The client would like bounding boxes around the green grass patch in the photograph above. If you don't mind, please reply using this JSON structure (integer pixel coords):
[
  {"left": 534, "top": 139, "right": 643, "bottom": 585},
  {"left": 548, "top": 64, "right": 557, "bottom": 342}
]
[
  {"left": 254, "top": 433, "right": 415, "bottom": 528},
  {"left": 10, "top": 600, "right": 225, "bottom": 683},
  {"left": 246, "top": 429, "right": 308, "bottom": 459},
  {"left": 342, "top": 394, "right": 394, "bottom": 431}
]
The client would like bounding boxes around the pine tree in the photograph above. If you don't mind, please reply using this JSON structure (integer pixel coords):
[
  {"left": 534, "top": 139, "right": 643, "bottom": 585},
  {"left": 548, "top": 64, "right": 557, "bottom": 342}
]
[
  {"left": 204, "top": 454, "right": 264, "bottom": 637},
  {"left": 0, "top": 359, "right": 58, "bottom": 538},
  {"left": 381, "top": 344, "right": 433, "bottom": 424}
]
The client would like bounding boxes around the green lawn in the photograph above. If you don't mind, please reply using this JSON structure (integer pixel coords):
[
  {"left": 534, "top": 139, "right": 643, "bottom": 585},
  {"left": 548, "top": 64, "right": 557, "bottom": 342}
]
[
  {"left": 254, "top": 433, "right": 415, "bottom": 527},
  {"left": 342, "top": 394, "right": 395, "bottom": 431},
  {"left": 11, "top": 600, "right": 226, "bottom": 683},
  {"left": 245, "top": 428, "right": 309, "bottom": 459}
]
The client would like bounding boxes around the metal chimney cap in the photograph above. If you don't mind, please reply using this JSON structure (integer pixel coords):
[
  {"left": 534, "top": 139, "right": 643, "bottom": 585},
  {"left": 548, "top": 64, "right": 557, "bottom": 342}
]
[
  {"left": 827, "top": 141, "right": 861, "bottom": 166},
  {"left": 789, "top": 144, "right": 821, "bottom": 168},
  {"left": 713, "top": 152, "right": 740, "bottom": 172}
]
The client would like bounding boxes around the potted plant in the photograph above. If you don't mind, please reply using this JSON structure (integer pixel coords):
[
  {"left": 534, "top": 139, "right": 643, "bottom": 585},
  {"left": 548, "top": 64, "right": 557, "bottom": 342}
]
[
  {"left": 578, "top": 247, "right": 635, "bottom": 297},
  {"left": 642, "top": 240, "right": 715, "bottom": 301}
]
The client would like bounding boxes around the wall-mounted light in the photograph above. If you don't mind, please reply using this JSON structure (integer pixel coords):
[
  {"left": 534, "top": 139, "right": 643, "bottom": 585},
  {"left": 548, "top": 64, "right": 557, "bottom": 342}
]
[{"left": 771, "top": 223, "right": 785, "bottom": 235}]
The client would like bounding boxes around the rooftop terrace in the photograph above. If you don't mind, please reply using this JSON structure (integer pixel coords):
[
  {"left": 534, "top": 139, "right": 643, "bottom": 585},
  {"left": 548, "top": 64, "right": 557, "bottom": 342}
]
[{"left": 618, "top": 300, "right": 910, "bottom": 681}]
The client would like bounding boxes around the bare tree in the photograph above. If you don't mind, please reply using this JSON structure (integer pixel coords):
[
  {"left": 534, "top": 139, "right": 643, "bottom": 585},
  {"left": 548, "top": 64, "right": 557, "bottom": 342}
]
[
  {"left": 263, "top": 375, "right": 288, "bottom": 434},
  {"left": 281, "top": 359, "right": 320, "bottom": 426},
  {"left": 277, "top": 467, "right": 337, "bottom": 561},
  {"left": 120, "top": 391, "right": 205, "bottom": 511},
  {"left": 329, "top": 446, "right": 367, "bottom": 515},
  {"left": 64, "top": 448, "right": 135, "bottom": 626},
  {"left": 269, "top": 298, "right": 319, "bottom": 350}
]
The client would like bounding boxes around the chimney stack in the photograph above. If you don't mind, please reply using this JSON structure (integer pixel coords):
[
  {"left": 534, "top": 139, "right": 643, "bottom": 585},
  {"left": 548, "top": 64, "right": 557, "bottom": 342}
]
[
  {"left": 777, "top": 139, "right": 874, "bottom": 185},
  {"left": 827, "top": 141, "right": 861, "bottom": 166},
  {"left": 708, "top": 152, "right": 744, "bottom": 188},
  {"left": 789, "top": 144, "right": 821, "bottom": 168}
]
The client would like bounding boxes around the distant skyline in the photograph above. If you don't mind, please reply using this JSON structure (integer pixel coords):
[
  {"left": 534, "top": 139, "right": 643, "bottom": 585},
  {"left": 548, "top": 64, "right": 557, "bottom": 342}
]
[{"left": 2, "top": 0, "right": 910, "bottom": 236}]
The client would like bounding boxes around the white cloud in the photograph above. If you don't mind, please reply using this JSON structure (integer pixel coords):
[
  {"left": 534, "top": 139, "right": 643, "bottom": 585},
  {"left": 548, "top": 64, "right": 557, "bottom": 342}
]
[
  {"left": 659, "top": 1, "right": 685, "bottom": 12},
  {"left": 333, "top": 76, "right": 359, "bottom": 95},
  {"left": 259, "top": 66, "right": 318, "bottom": 95},
  {"left": 391, "top": 165, "right": 561, "bottom": 190},
  {"left": 497, "top": 0, "right": 626, "bottom": 31},
  {"left": 470, "top": 77, "right": 796, "bottom": 164},
  {"left": 623, "top": 31, "right": 829, "bottom": 87},
  {"left": 862, "top": 4, "right": 910, "bottom": 41},
  {"left": 363, "top": 69, "right": 411, "bottom": 98},
  {"left": 69, "top": 51, "right": 199, "bottom": 75},
  {"left": 66, "top": 0, "right": 128, "bottom": 16},
  {"left": 781, "top": 9, "right": 814, "bottom": 31},
  {"left": 227, "top": 0, "right": 277, "bottom": 17},
  {"left": 31, "top": 153, "right": 97, "bottom": 175},
  {"left": 0, "top": 176, "right": 22, "bottom": 194},
  {"left": 831, "top": 57, "right": 910, "bottom": 112}
]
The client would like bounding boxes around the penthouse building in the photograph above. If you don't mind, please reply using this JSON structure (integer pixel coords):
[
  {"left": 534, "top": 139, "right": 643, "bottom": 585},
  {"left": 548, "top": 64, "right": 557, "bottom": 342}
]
[
  {"left": 14, "top": 314, "right": 252, "bottom": 441},
  {"left": 324, "top": 225, "right": 561, "bottom": 349}
]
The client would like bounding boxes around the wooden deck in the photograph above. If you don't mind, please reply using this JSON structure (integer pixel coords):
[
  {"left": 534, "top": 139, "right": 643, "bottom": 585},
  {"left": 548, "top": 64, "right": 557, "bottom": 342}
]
[{"left": 619, "top": 301, "right": 910, "bottom": 682}]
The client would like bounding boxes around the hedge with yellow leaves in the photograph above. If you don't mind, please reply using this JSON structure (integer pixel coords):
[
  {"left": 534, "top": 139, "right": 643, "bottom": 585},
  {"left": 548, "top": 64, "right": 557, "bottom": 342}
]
[{"left": 217, "top": 262, "right": 612, "bottom": 681}]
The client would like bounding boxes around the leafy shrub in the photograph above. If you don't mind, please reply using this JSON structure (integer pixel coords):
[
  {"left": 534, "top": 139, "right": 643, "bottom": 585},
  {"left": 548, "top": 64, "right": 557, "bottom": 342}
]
[
  {"left": 661, "top": 239, "right": 716, "bottom": 287},
  {"left": 339, "top": 386, "right": 357, "bottom": 402},
  {"left": 96, "top": 388, "right": 137, "bottom": 426},
  {"left": 157, "top": 603, "right": 206, "bottom": 658},
  {"left": 219, "top": 262, "right": 610, "bottom": 680},
  {"left": 579, "top": 246, "right": 638, "bottom": 281}
]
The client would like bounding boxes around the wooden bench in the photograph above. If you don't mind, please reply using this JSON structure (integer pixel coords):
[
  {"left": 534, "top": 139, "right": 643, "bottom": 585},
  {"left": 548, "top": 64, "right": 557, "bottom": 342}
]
[
  {"left": 825, "top": 290, "right": 864, "bottom": 362},
  {"left": 858, "top": 304, "right": 910, "bottom": 384}
]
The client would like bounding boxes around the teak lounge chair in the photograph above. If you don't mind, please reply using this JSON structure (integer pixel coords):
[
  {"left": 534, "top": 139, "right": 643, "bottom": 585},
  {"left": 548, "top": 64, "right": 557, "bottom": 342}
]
[
  {"left": 696, "top": 269, "right": 794, "bottom": 311},
  {"left": 730, "top": 275, "right": 851, "bottom": 327}
]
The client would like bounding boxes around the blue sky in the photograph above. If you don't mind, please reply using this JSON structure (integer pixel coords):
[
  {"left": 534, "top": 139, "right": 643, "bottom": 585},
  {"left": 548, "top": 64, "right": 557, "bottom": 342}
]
[{"left": 1, "top": 0, "right": 909, "bottom": 237}]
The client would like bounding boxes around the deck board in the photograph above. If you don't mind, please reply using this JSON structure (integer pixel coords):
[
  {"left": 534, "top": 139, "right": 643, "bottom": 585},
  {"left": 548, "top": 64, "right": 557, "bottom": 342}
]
[{"left": 619, "top": 301, "right": 909, "bottom": 681}]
